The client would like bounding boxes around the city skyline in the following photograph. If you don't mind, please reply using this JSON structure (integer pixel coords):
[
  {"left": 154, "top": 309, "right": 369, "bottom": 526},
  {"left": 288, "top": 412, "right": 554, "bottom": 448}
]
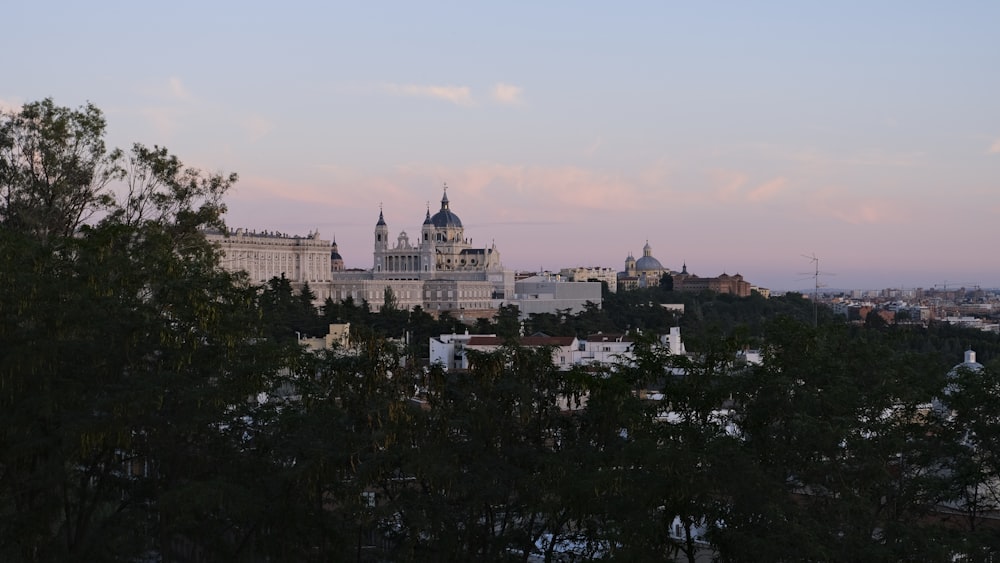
[{"left": 4, "top": 2, "right": 998, "bottom": 290}]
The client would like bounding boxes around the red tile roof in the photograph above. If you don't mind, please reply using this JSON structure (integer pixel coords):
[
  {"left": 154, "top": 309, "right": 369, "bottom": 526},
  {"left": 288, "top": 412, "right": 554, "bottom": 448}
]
[{"left": 465, "top": 336, "right": 577, "bottom": 347}]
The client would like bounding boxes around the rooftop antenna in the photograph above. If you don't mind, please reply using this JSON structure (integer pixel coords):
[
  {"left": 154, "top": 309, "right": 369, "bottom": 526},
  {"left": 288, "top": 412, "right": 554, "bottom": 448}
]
[{"left": 798, "top": 253, "right": 835, "bottom": 327}]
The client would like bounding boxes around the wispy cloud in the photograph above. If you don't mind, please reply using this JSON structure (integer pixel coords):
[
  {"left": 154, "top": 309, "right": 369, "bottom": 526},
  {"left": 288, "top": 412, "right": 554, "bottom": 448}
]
[
  {"left": 492, "top": 83, "right": 523, "bottom": 105},
  {"left": 167, "top": 76, "right": 193, "bottom": 101},
  {"left": 706, "top": 170, "right": 790, "bottom": 205},
  {"left": 747, "top": 177, "right": 788, "bottom": 202},
  {"left": 711, "top": 170, "right": 747, "bottom": 203},
  {"left": 807, "top": 188, "right": 906, "bottom": 225},
  {"left": 241, "top": 114, "right": 273, "bottom": 142},
  {"left": 138, "top": 76, "right": 195, "bottom": 102},
  {"left": 139, "top": 106, "right": 185, "bottom": 137},
  {"left": 989, "top": 139, "right": 1000, "bottom": 154},
  {"left": 751, "top": 144, "right": 923, "bottom": 168},
  {"left": 384, "top": 83, "right": 473, "bottom": 106}
]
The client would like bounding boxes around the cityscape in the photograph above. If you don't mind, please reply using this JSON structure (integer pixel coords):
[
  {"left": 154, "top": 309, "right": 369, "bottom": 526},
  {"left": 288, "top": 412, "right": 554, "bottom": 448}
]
[
  {"left": 3, "top": 2, "right": 1000, "bottom": 561},
  {"left": 208, "top": 186, "right": 1000, "bottom": 334},
  {"left": 4, "top": 3, "right": 998, "bottom": 291}
]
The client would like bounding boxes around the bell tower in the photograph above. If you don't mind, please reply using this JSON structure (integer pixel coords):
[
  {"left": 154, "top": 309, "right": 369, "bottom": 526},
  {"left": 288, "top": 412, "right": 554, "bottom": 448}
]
[{"left": 374, "top": 205, "right": 388, "bottom": 272}]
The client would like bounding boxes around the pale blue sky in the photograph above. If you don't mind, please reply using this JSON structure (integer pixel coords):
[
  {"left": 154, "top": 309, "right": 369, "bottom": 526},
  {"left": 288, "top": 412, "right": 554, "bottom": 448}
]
[{"left": 4, "top": 1, "right": 999, "bottom": 290}]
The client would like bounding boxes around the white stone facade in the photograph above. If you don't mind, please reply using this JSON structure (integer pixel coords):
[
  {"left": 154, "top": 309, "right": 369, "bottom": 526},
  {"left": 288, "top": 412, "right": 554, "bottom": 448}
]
[
  {"left": 559, "top": 266, "right": 618, "bottom": 293},
  {"left": 346, "top": 187, "right": 514, "bottom": 312},
  {"left": 210, "top": 187, "right": 514, "bottom": 314},
  {"left": 207, "top": 228, "right": 334, "bottom": 300}
]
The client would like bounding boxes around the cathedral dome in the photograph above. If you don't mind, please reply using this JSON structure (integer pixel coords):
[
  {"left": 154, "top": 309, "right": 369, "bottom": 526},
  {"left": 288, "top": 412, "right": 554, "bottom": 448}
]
[
  {"left": 635, "top": 255, "right": 664, "bottom": 271},
  {"left": 635, "top": 241, "right": 664, "bottom": 271},
  {"left": 430, "top": 187, "right": 462, "bottom": 228}
]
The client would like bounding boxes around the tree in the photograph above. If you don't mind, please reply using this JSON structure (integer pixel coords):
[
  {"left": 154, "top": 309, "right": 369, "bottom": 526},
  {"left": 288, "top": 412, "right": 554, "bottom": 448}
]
[
  {"left": 389, "top": 345, "right": 584, "bottom": 561},
  {"left": 0, "top": 100, "right": 288, "bottom": 561},
  {"left": 383, "top": 286, "right": 398, "bottom": 312},
  {"left": 939, "top": 364, "right": 1000, "bottom": 559},
  {"left": 494, "top": 304, "right": 521, "bottom": 340},
  {"left": 714, "top": 319, "right": 951, "bottom": 561},
  {"left": 0, "top": 98, "right": 119, "bottom": 244}
]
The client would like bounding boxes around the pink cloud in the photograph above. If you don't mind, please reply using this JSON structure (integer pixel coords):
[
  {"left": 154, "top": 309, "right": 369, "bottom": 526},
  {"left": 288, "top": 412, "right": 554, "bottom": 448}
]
[
  {"left": 492, "top": 83, "right": 524, "bottom": 105},
  {"left": 711, "top": 170, "right": 747, "bottom": 203},
  {"left": 747, "top": 177, "right": 788, "bottom": 202},
  {"left": 384, "top": 83, "right": 474, "bottom": 106},
  {"left": 708, "top": 171, "right": 787, "bottom": 204},
  {"left": 807, "top": 188, "right": 906, "bottom": 225},
  {"left": 392, "top": 162, "right": 649, "bottom": 222}
]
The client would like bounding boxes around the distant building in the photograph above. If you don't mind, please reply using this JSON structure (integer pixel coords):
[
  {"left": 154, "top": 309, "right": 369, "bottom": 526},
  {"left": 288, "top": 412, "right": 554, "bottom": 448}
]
[
  {"left": 327, "top": 187, "right": 514, "bottom": 313},
  {"left": 299, "top": 323, "right": 352, "bottom": 352},
  {"left": 672, "top": 265, "right": 753, "bottom": 297},
  {"left": 210, "top": 186, "right": 515, "bottom": 314},
  {"left": 620, "top": 241, "right": 670, "bottom": 288},
  {"left": 560, "top": 266, "right": 618, "bottom": 293},
  {"left": 429, "top": 326, "right": 687, "bottom": 372},
  {"left": 507, "top": 274, "right": 603, "bottom": 318},
  {"left": 615, "top": 242, "right": 755, "bottom": 297},
  {"left": 206, "top": 228, "right": 334, "bottom": 300}
]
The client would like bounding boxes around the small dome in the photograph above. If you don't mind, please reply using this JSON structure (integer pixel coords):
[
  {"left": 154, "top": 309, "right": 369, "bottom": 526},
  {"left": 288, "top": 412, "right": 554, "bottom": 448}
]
[
  {"left": 330, "top": 240, "right": 343, "bottom": 261},
  {"left": 950, "top": 349, "right": 984, "bottom": 376},
  {"left": 635, "top": 255, "right": 664, "bottom": 271},
  {"left": 635, "top": 240, "right": 663, "bottom": 271},
  {"left": 431, "top": 188, "right": 462, "bottom": 228}
]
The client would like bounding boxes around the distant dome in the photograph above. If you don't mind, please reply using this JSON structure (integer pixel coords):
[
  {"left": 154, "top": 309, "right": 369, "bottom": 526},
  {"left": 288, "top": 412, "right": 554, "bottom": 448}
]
[
  {"left": 635, "top": 255, "right": 664, "bottom": 271},
  {"left": 331, "top": 239, "right": 343, "bottom": 261},
  {"left": 939, "top": 349, "right": 984, "bottom": 408},
  {"left": 635, "top": 240, "right": 663, "bottom": 271},
  {"left": 949, "top": 349, "right": 984, "bottom": 376},
  {"left": 431, "top": 188, "right": 462, "bottom": 228}
]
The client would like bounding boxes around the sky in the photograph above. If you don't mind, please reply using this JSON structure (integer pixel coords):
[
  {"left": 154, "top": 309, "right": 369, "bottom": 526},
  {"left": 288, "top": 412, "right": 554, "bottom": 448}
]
[{"left": 3, "top": 1, "right": 999, "bottom": 291}]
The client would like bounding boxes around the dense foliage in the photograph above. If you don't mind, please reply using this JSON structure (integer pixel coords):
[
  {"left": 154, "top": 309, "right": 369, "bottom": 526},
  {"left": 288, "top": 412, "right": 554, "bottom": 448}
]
[{"left": 4, "top": 100, "right": 1000, "bottom": 562}]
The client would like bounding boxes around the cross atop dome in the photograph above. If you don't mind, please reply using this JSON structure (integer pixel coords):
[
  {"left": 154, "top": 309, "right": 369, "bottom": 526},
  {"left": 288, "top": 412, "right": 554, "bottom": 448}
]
[{"left": 431, "top": 184, "right": 462, "bottom": 228}]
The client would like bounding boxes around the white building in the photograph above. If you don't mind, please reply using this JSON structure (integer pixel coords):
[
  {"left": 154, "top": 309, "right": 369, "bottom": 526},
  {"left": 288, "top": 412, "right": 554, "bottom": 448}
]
[
  {"left": 559, "top": 266, "right": 618, "bottom": 293},
  {"left": 206, "top": 228, "right": 334, "bottom": 300},
  {"left": 330, "top": 187, "right": 514, "bottom": 313},
  {"left": 210, "top": 186, "right": 516, "bottom": 314},
  {"left": 429, "top": 327, "right": 687, "bottom": 372}
]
